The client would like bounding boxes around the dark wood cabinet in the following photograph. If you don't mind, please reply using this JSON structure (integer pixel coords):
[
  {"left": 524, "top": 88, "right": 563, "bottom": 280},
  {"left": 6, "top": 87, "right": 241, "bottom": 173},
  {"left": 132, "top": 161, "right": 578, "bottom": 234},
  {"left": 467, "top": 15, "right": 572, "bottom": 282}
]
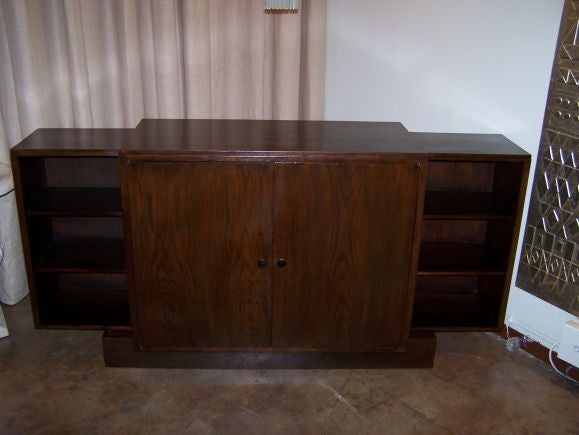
[
  {"left": 11, "top": 120, "right": 530, "bottom": 368},
  {"left": 122, "top": 158, "right": 423, "bottom": 353}
]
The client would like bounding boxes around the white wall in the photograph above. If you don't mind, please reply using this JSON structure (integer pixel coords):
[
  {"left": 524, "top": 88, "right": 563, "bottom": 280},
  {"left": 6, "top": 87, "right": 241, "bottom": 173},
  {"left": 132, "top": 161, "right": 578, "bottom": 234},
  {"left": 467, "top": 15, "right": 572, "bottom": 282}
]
[{"left": 325, "top": 0, "right": 575, "bottom": 348}]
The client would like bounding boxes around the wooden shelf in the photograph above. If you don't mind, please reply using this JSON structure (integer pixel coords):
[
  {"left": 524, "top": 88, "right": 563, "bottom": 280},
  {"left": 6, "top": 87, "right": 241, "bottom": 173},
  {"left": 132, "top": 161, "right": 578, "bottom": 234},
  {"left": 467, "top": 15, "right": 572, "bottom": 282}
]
[
  {"left": 418, "top": 242, "right": 506, "bottom": 275},
  {"left": 26, "top": 187, "right": 121, "bottom": 216},
  {"left": 416, "top": 159, "right": 521, "bottom": 332},
  {"left": 411, "top": 275, "right": 504, "bottom": 330},
  {"left": 35, "top": 239, "right": 126, "bottom": 273},
  {"left": 423, "top": 191, "right": 515, "bottom": 220},
  {"left": 16, "top": 155, "right": 128, "bottom": 330},
  {"left": 411, "top": 292, "right": 498, "bottom": 330},
  {"left": 39, "top": 287, "right": 130, "bottom": 329}
]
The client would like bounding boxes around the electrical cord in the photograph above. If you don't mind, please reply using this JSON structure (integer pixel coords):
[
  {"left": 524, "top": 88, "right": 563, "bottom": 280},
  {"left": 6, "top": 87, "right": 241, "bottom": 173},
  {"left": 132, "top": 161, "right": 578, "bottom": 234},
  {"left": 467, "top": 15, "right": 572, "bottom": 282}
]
[
  {"left": 506, "top": 318, "right": 576, "bottom": 384},
  {"left": 548, "top": 341, "right": 578, "bottom": 385},
  {"left": 505, "top": 317, "right": 549, "bottom": 344}
]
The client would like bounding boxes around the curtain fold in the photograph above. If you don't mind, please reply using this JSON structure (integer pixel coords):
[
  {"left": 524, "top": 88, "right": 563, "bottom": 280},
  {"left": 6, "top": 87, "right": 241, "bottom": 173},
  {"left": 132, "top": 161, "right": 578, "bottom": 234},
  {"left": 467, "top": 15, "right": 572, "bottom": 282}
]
[
  {"left": 0, "top": 0, "right": 327, "bottom": 164},
  {"left": 0, "top": 0, "right": 326, "bottom": 309}
]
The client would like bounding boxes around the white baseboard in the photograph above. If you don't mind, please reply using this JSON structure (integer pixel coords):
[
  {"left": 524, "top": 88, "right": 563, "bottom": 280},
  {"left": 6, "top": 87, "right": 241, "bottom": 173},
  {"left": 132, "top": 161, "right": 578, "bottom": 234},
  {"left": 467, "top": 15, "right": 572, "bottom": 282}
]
[{"left": 505, "top": 286, "right": 577, "bottom": 349}]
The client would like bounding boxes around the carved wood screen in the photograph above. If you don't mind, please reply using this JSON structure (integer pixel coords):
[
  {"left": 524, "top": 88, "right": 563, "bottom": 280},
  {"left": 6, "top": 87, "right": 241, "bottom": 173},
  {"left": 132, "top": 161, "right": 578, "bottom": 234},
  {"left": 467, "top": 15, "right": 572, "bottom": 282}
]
[{"left": 516, "top": 0, "right": 579, "bottom": 315}]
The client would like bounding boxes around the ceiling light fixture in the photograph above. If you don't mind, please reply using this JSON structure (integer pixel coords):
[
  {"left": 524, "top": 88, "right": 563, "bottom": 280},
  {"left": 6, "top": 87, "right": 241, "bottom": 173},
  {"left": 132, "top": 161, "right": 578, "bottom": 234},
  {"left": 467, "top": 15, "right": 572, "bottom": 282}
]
[{"left": 264, "top": 0, "right": 299, "bottom": 12}]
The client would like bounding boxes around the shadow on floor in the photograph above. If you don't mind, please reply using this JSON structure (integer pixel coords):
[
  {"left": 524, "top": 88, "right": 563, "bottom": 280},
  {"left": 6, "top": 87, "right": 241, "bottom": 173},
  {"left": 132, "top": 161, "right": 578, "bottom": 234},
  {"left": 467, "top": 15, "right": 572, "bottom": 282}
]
[{"left": 0, "top": 298, "right": 577, "bottom": 434}]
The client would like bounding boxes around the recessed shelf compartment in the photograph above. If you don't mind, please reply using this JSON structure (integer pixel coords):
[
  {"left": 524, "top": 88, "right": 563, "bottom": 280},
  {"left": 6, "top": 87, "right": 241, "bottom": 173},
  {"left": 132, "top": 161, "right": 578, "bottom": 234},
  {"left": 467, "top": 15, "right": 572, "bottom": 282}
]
[
  {"left": 25, "top": 187, "right": 121, "bottom": 216},
  {"left": 15, "top": 155, "right": 127, "bottom": 330},
  {"left": 20, "top": 156, "right": 120, "bottom": 188},
  {"left": 418, "top": 242, "right": 506, "bottom": 275},
  {"left": 412, "top": 275, "right": 505, "bottom": 330},
  {"left": 423, "top": 191, "right": 516, "bottom": 219},
  {"left": 19, "top": 156, "right": 121, "bottom": 217},
  {"left": 36, "top": 273, "right": 130, "bottom": 329},
  {"left": 35, "top": 238, "right": 126, "bottom": 273},
  {"left": 418, "top": 219, "right": 513, "bottom": 275},
  {"left": 416, "top": 159, "right": 525, "bottom": 331},
  {"left": 26, "top": 216, "right": 125, "bottom": 273},
  {"left": 425, "top": 160, "right": 523, "bottom": 218}
]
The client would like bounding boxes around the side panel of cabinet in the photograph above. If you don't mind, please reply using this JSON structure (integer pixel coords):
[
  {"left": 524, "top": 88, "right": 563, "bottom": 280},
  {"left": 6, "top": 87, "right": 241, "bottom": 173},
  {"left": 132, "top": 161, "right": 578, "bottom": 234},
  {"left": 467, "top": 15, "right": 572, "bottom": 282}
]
[
  {"left": 272, "top": 161, "right": 422, "bottom": 351},
  {"left": 121, "top": 159, "right": 273, "bottom": 350}
]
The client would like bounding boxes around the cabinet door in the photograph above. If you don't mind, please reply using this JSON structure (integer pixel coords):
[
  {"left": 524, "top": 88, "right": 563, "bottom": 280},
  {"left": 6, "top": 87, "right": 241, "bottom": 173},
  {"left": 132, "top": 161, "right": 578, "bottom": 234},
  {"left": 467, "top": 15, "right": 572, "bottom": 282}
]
[
  {"left": 122, "top": 159, "right": 273, "bottom": 350},
  {"left": 272, "top": 162, "right": 421, "bottom": 350}
]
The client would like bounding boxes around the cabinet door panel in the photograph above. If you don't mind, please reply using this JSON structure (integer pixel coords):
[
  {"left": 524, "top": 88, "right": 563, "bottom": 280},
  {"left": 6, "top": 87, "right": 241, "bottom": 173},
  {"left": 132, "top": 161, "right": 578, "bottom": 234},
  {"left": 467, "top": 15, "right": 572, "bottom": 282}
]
[
  {"left": 273, "top": 162, "right": 421, "bottom": 350},
  {"left": 123, "top": 161, "right": 273, "bottom": 350}
]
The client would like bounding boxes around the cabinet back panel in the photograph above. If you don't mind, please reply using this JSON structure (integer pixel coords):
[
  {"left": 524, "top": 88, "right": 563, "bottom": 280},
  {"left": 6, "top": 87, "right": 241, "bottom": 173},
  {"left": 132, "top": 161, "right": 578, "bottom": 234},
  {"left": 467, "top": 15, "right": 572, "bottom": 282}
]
[
  {"left": 58, "top": 273, "right": 127, "bottom": 289},
  {"left": 415, "top": 276, "right": 480, "bottom": 294},
  {"left": 493, "top": 162, "right": 525, "bottom": 198},
  {"left": 421, "top": 220, "right": 487, "bottom": 243},
  {"left": 412, "top": 275, "right": 505, "bottom": 329},
  {"left": 427, "top": 162, "right": 495, "bottom": 191},
  {"left": 35, "top": 272, "right": 130, "bottom": 329},
  {"left": 483, "top": 220, "right": 515, "bottom": 270},
  {"left": 51, "top": 217, "right": 123, "bottom": 240},
  {"left": 44, "top": 157, "right": 119, "bottom": 187},
  {"left": 18, "top": 157, "right": 47, "bottom": 190}
]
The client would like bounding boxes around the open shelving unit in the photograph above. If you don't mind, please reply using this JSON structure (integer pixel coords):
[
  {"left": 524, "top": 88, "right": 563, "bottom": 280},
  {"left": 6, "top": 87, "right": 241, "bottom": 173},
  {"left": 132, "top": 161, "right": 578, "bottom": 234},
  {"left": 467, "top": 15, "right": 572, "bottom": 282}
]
[
  {"left": 16, "top": 156, "right": 130, "bottom": 330},
  {"left": 412, "top": 160, "right": 525, "bottom": 331},
  {"left": 9, "top": 122, "right": 532, "bottom": 369}
]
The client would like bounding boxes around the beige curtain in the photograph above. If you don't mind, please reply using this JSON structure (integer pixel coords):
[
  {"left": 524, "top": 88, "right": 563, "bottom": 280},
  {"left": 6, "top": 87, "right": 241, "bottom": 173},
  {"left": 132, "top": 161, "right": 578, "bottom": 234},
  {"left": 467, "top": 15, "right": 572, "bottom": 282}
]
[
  {"left": 0, "top": 0, "right": 325, "bottom": 314},
  {"left": 0, "top": 0, "right": 327, "bottom": 164}
]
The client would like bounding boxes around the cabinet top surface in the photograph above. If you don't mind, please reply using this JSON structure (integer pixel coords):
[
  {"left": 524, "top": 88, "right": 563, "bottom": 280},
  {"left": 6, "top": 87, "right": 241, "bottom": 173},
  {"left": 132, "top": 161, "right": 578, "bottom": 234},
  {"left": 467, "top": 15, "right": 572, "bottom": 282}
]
[{"left": 12, "top": 119, "right": 529, "bottom": 158}]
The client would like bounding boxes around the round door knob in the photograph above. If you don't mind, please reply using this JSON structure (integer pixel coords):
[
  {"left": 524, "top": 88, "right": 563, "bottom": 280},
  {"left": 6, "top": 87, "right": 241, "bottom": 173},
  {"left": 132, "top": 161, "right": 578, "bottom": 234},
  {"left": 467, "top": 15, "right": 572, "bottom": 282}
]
[
  {"left": 257, "top": 258, "right": 267, "bottom": 268},
  {"left": 277, "top": 258, "right": 287, "bottom": 268}
]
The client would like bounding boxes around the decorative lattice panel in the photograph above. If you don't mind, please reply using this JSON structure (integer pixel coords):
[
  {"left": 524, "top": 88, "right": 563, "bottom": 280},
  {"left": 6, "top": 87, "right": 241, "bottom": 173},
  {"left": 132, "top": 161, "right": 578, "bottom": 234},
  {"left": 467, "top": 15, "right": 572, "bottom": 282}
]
[{"left": 516, "top": 0, "right": 579, "bottom": 315}]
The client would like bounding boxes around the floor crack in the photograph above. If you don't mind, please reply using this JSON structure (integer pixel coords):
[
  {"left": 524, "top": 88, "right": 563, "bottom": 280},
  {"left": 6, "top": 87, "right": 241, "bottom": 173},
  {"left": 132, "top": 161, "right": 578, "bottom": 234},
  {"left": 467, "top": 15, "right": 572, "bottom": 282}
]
[{"left": 318, "top": 381, "right": 368, "bottom": 422}]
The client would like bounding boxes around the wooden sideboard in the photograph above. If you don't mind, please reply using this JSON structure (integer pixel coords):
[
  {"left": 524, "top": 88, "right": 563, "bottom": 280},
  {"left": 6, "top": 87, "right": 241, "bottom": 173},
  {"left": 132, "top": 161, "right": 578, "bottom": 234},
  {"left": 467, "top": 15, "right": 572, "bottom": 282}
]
[{"left": 11, "top": 119, "right": 530, "bottom": 368}]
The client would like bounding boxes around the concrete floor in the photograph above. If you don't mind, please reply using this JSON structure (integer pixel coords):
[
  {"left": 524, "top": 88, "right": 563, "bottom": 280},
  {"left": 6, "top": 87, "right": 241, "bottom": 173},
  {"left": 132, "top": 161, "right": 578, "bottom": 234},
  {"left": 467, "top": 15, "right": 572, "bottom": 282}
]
[{"left": 0, "top": 299, "right": 577, "bottom": 435}]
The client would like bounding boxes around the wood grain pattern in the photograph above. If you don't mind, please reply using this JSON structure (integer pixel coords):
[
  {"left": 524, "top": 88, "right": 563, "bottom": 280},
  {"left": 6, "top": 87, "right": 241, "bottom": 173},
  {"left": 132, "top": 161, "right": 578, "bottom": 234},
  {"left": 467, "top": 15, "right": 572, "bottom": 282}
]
[
  {"left": 272, "top": 162, "right": 421, "bottom": 351},
  {"left": 124, "top": 161, "right": 273, "bottom": 350},
  {"left": 426, "top": 161, "right": 495, "bottom": 191},
  {"left": 11, "top": 119, "right": 529, "bottom": 158}
]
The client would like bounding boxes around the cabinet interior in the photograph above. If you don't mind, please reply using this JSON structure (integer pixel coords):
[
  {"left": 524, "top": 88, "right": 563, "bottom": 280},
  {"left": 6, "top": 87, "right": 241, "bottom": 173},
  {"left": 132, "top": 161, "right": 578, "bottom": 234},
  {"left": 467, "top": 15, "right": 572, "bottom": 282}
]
[
  {"left": 35, "top": 273, "right": 129, "bottom": 329},
  {"left": 412, "top": 160, "right": 524, "bottom": 331},
  {"left": 412, "top": 275, "right": 504, "bottom": 329},
  {"left": 15, "top": 155, "right": 526, "bottom": 333},
  {"left": 19, "top": 156, "right": 128, "bottom": 329}
]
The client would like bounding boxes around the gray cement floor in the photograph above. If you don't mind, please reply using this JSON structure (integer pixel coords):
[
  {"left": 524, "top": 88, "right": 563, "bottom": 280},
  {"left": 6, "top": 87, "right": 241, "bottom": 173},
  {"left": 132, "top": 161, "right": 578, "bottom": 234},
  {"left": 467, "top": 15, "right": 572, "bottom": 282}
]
[{"left": 0, "top": 298, "right": 577, "bottom": 434}]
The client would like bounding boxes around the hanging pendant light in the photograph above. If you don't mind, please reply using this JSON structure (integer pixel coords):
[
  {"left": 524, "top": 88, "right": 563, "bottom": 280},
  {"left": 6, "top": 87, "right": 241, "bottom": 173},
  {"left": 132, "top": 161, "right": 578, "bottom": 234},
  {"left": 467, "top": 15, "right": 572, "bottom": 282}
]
[{"left": 264, "top": 0, "right": 299, "bottom": 11}]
